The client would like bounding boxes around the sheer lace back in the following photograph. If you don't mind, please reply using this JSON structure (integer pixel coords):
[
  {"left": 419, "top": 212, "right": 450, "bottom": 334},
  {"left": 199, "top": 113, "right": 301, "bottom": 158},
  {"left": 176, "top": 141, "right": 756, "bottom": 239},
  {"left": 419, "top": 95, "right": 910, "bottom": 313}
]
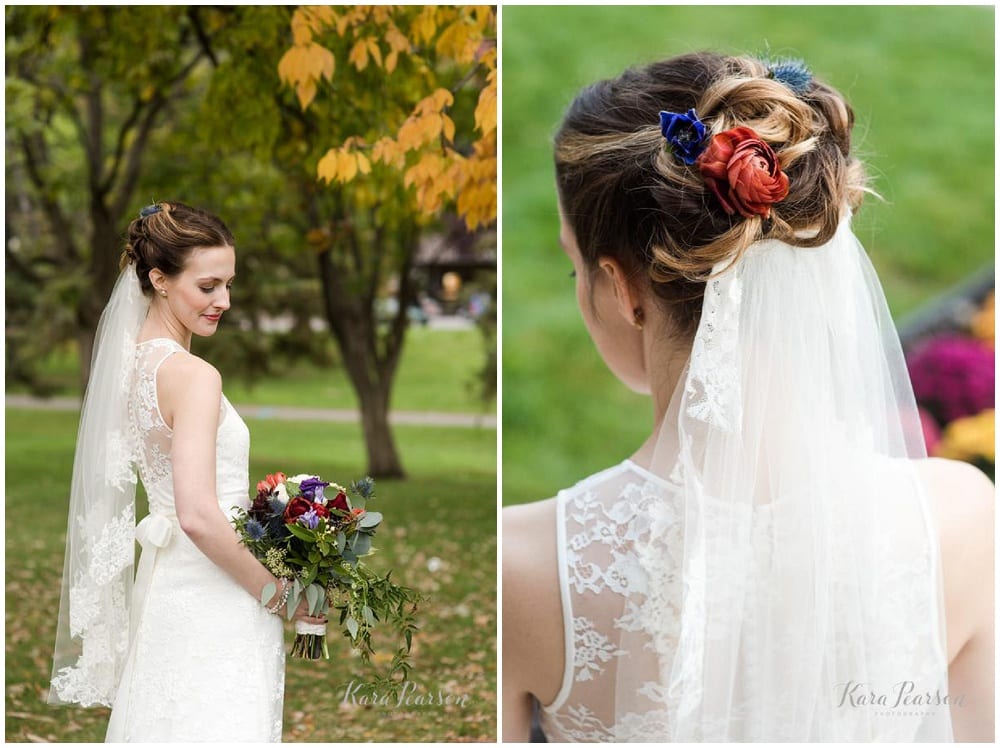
[
  {"left": 129, "top": 338, "right": 250, "bottom": 514},
  {"left": 540, "top": 459, "right": 948, "bottom": 742}
]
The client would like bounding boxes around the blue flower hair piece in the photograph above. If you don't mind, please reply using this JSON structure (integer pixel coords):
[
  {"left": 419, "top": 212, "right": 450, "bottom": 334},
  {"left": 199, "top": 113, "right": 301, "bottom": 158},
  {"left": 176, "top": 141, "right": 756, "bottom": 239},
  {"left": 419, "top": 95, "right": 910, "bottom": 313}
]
[
  {"left": 766, "top": 58, "right": 812, "bottom": 95},
  {"left": 659, "top": 108, "right": 708, "bottom": 165},
  {"left": 139, "top": 203, "right": 162, "bottom": 218}
]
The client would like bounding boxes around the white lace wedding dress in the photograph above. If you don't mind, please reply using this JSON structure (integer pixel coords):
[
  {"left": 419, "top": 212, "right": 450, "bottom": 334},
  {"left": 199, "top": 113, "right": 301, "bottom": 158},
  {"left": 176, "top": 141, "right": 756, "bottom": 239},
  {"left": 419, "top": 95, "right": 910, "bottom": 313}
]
[
  {"left": 104, "top": 338, "right": 285, "bottom": 742},
  {"left": 538, "top": 458, "right": 951, "bottom": 742}
]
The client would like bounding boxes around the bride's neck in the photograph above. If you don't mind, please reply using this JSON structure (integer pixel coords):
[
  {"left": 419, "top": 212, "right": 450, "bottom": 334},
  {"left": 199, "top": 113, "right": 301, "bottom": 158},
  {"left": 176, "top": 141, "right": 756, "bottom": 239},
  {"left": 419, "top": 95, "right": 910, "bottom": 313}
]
[
  {"left": 140, "top": 304, "right": 192, "bottom": 350},
  {"left": 630, "top": 326, "right": 692, "bottom": 470}
]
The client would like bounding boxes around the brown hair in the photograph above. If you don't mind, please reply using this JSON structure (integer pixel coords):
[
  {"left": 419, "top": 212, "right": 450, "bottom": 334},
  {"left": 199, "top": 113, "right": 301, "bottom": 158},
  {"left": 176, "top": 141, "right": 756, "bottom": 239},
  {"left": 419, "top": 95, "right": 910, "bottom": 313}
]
[
  {"left": 119, "top": 201, "right": 235, "bottom": 296},
  {"left": 554, "top": 52, "right": 869, "bottom": 337}
]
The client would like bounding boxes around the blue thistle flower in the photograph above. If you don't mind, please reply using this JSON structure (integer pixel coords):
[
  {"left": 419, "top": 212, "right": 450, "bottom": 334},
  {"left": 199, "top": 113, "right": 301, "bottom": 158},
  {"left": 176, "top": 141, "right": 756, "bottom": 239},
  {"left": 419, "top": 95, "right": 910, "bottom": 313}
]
[
  {"left": 246, "top": 519, "right": 267, "bottom": 541},
  {"left": 766, "top": 58, "right": 812, "bottom": 95},
  {"left": 351, "top": 476, "right": 376, "bottom": 499},
  {"left": 267, "top": 497, "right": 286, "bottom": 516}
]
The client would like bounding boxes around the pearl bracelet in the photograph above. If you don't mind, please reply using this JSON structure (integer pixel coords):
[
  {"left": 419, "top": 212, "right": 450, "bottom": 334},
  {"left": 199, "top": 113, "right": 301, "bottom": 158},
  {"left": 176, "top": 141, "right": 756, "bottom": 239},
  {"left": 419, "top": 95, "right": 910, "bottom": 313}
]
[{"left": 265, "top": 578, "right": 291, "bottom": 614}]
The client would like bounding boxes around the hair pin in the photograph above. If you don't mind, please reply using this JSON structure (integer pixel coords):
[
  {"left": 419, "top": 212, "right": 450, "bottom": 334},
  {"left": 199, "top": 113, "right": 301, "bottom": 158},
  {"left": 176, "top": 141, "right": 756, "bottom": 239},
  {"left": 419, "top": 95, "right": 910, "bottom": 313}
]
[{"left": 140, "top": 204, "right": 162, "bottom": 218}]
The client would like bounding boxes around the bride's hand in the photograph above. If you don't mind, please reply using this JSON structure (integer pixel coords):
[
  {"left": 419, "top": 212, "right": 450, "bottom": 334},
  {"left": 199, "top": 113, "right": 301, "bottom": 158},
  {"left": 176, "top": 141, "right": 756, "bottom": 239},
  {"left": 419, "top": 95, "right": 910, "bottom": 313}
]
[{"left": 289, "top": 594, "right": 327, "bottom": 626}]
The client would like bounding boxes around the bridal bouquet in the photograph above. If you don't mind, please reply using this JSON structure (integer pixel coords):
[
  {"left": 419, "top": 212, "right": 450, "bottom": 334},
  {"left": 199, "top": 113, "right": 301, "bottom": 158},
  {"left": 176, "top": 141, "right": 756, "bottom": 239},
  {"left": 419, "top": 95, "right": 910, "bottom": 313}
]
[{"left": 233, "top": 472, "right": 418, "bottom": 681}]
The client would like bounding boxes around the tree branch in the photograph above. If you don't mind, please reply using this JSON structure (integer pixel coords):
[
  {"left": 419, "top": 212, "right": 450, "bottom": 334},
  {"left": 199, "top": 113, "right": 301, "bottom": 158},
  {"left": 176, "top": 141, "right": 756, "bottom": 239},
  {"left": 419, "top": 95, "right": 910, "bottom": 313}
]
[{"left": 18, "top": 132, "right": 79, "bottom": 262}]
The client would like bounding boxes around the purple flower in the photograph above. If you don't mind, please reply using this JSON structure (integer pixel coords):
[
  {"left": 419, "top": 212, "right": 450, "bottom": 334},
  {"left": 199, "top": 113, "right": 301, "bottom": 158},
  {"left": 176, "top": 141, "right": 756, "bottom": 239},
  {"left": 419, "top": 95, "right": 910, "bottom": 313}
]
[
  {"left": 299, "top": 477, "right": 330, "bottom": 501},
  {"left": 297, "top": 509, "right": 319, "bottom": 530},
  {"left": 907, "top": 335, "right": 995, "bottom": 424}
]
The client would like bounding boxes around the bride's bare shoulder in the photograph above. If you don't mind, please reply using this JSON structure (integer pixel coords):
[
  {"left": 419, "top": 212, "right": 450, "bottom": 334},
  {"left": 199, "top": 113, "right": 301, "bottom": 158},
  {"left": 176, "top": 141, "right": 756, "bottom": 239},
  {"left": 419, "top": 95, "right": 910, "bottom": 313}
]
[
  {"left": 502, "top": 498, "right": 561, "bottom": 609},
  {"left": 502, "top": 498, "right": 565, "bottom": 701},
  {"left": 915, "top": 457, "right": 994, "bottom": 659},
  {"left": 916, "top": 456, "right": 994, "bottom": 532}
]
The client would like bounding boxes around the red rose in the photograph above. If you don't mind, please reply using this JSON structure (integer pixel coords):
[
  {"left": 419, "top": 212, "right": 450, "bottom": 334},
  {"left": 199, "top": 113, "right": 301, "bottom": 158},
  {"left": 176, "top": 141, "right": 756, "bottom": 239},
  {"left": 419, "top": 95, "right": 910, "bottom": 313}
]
[
  {"left": 256, "top": 472, "right": 286, "bottom": 495},
  {"left": 283, "top": 496, "right": 313, "bottom": 523},
  {"left": 312, "top": 502, "right": 330, "bottom": 519},
  {"left": 696, "top": 126, "right": 789, "bottom": 219},
  {"left": 326, "top": 491, "right": 350, "bottom": 514}
]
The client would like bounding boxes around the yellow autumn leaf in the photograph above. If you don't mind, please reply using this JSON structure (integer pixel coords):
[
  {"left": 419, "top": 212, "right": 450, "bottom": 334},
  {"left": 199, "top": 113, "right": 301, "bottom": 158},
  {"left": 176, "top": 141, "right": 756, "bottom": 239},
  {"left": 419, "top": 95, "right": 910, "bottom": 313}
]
[
  {"left": 291, "top": 11, "right": 313, "bottom": 46},
  {"left": 442, "top": 113, "right": 456, "bottom": 143},
  {"left": 385, "top": 50, "right": 399, "bottom": 74},
  {"left": 436, "top": 19, "right": 476, "bottom": 64},
  {"left": 338, "top": 149, "right": 358, "bottom": 182},
  {"left": 296, "top": 78, "right": 317, "bottom": 110},
  {"left": 367, "top": 37, "right": 383, "bottom": 68},
  {"left": 317, "top": 147, "right": 342, "bottom": 183},
  {"left": 431, "top": 87, "right": 454, "bottom": 112},
  {"left": 356, "top": 152, "right": 372, "bottom": 175},
  {"left": 474, "top": 82, "right": 496, "bottom": 135},
  {"left": 348, "top": 39, "right": 369, "bottom": 71},
  {"left": 397, "top": 117, "right": 424, "bottom": 152},
  {"left": 385, "top": 25, "right": 409, "bottom": 53},
  {"left": 412, "top": 6, "right": 438, "bottom": 45}
]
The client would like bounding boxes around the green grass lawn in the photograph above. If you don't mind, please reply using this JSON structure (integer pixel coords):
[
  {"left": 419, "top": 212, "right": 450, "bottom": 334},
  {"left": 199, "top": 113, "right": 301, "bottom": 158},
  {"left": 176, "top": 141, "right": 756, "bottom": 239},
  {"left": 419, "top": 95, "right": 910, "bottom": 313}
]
[
  {"left": 501, "top": 5, "right": 994, "bottom": 506},
  {"left": 8, "top": 326, "right": 495, "bottom": 415},
  {"left": 5, "top": 409, "right": 496, "bottom": 742}
]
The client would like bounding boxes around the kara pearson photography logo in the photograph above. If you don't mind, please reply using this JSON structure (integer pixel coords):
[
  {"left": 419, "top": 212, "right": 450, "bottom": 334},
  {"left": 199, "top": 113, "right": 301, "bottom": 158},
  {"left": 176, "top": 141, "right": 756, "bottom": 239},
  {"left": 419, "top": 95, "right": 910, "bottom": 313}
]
[
  {"left": 835, "top": 680, "right": 965, "bottom": 716},
  {"left": 341, "top": 680, "right": 471, "bottom": 709}
]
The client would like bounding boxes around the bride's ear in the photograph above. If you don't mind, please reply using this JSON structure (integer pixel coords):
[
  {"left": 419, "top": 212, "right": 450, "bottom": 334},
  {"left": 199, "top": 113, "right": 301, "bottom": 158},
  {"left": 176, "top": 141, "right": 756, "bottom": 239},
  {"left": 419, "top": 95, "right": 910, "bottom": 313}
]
[
  {"left": 596, "top": 257, "right": 643, "bottom": 327},
  {"left": 148, "top": 268, "right": 166, "bottom": 296}
]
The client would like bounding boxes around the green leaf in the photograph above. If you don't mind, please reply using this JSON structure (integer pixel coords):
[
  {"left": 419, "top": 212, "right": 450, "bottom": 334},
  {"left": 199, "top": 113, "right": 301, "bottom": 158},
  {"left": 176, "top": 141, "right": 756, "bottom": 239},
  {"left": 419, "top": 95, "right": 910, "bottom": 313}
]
[
  {"left": 335, "top": 531, "right": 346, "bottom": 554},
  {"left": 286, "top": 523, "right": 315, "bottom": 541},
  {"left": 353, "top": 533, "right": 373, "bottom": 556},
  {"left": 358, "top": 511, "right": 382, "bottom": 529},
  {"left": 362, "top": 604, "right": 376, "bottom": 627},
  {"left": 260, "top": 581, "right": 276, "bottom": 607},
  {"left": 346, "top": 616, "right": 359, "bottom": 639},
  {"left": 305, "top": 583, "right": 320, "bottom": 614}
]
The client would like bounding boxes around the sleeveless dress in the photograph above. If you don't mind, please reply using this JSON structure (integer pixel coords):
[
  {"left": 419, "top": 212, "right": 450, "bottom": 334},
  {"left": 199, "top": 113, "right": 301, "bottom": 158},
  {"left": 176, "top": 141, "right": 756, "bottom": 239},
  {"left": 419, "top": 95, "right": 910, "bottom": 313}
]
[
  {"left": 105, "top": 338, "right": 285, "bottom": 742},
  {"left": 538, "top": 459, "right": 950, "bottom": 742}
]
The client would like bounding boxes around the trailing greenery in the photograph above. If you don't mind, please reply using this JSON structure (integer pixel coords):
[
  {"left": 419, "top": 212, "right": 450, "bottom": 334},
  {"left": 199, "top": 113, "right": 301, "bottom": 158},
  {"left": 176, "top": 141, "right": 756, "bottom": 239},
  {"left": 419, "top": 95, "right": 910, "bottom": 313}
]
[{"left": 502, "top": 5, "right": 994, "bottom": 506}]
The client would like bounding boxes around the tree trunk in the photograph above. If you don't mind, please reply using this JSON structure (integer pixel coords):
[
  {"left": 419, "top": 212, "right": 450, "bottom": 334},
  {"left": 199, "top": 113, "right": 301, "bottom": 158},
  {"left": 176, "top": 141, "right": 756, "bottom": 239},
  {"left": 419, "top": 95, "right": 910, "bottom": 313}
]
[
  {"left": 316, "top": 244, "right": 408, "bottom": 479},
  {"left": 356, "top": 378, "right": 405, "bottom": 479}
]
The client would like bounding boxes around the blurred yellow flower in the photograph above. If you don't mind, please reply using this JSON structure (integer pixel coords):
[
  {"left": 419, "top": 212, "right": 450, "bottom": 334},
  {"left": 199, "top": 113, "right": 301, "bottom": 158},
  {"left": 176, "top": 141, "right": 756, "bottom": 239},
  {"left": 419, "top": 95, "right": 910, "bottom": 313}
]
[
  {"left": 934, "top": 409, "right": 995, "bottom": 463},
  {"left": 971, "top": 291, "right": 994, "bottom": 348}
]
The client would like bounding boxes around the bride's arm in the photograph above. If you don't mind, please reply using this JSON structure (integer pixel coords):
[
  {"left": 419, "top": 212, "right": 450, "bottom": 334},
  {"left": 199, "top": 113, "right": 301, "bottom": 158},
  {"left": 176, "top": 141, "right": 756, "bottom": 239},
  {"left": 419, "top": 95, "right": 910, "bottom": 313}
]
[
  {"left": 160, "top": 353, "right": 307, "bottom": 617},
  {"left": 921, "top": 458, "right": 994, "bottom": 742},
  {"left": 502, "top": 500, "right": 563, "bottom": 742}
]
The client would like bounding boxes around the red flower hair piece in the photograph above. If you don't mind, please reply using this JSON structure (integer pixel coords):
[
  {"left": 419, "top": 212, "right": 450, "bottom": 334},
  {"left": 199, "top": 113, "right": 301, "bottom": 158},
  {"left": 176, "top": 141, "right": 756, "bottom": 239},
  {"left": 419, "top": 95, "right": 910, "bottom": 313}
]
[{"left": 695, "top": 127, "right": 789, "bottom": 219}]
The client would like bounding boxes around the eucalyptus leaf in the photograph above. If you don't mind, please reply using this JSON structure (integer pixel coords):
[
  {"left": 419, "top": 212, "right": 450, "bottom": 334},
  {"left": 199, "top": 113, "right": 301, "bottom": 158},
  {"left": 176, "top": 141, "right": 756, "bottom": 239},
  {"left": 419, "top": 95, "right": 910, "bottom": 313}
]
[
  {"left": 260, "top": 581, "right": 276, "bottom": 607},
  {"left": 358, "top": 511, "right": 382, "bottom": 529},
  {"left": 362, "top": 605, "right": 376, "bottom": 627},
  {"left": 353, "top": 533, "right": 372, "bottom": 556},
  {"left": 346, "top": 616, "right": 359, "bottom": 639},
  {"left": 305, "top": 583, "right": 320, "bottom": 614},
  {"left": 287, "top": 588, "right": 302, "bottom": 621},
  {"left": 336, "top": 531, "right": 346, "bottom": 554}
]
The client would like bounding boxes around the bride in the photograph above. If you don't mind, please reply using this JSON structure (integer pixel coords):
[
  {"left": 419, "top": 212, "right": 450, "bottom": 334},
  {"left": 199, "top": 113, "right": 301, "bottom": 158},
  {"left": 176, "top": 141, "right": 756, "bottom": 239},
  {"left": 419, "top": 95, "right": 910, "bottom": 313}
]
[
  {"left": 49, "top": 201, "right": 325, "bottom": 741},
  {"left": 503, "top": 53, "right": 994, "bottom": 741}
]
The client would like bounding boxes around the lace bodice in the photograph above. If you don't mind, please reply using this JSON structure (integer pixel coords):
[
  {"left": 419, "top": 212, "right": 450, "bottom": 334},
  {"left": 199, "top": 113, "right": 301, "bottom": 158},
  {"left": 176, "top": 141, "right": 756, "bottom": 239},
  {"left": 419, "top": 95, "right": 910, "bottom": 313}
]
[
  {"left": 539, "top": 459, "right": 950, "bottom": 742},
  {"left": 129, "top": 338, "right": 250, "bottom": 515}
]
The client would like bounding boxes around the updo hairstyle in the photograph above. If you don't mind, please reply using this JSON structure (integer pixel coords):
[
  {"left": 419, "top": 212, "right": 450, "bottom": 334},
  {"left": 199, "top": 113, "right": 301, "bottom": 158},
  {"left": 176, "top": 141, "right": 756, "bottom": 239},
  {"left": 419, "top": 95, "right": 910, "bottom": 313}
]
[
  {"left": 119, "top": 201, "right": 235, "bottom": 297},
  {"left": 554, "top": 52, "right": 869, "bottom": 337}
]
